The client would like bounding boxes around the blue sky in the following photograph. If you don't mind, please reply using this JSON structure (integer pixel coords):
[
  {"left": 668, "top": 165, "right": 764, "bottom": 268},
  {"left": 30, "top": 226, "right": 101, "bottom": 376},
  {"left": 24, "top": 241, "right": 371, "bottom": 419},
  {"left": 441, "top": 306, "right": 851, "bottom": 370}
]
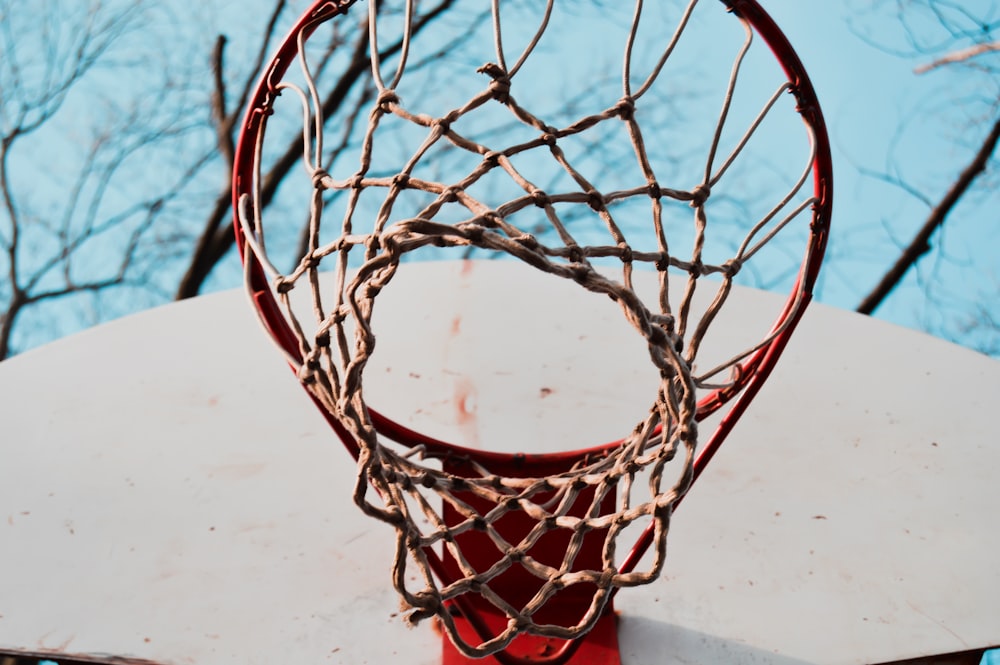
[
  {"left": 758, "top": 1, "right": 999, "bottom": 353},
  {"left": 2, "top": 0, "right": 997, "bottom": 357},
  {"left": 192, "top": 0, "right": 1000, "bottom": 354}
]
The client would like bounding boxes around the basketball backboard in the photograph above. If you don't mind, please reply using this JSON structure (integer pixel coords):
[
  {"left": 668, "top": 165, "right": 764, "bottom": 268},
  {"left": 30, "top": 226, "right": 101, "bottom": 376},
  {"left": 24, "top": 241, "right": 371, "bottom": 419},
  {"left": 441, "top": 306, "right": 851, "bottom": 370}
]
[{"left": 1, "top": 261, "right": 998, "bottom": 664}]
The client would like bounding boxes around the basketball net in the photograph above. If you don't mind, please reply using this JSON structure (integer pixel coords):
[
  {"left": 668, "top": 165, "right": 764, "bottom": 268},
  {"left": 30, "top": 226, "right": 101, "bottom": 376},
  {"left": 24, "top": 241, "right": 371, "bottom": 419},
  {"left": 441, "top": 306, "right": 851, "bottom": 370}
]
[{"left": 233, "top": 1, "right": 831, "bottom": 662}]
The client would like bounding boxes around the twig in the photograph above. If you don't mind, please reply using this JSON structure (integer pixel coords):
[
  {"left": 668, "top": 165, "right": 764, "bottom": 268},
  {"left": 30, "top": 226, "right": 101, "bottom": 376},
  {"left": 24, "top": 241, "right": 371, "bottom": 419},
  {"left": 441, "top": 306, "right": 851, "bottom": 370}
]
[
  {"left": 856, "top": 114, "right": 1000, "bottom": 315},
  {"left": 914, "top": 41, "right": 1000, "bottom": 74}
]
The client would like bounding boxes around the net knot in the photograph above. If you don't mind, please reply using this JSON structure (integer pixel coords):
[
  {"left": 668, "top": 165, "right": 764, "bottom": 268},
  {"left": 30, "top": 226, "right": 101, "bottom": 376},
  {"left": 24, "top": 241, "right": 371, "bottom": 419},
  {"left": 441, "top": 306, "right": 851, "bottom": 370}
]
[
  {"left": 433, "top": 111, "right": 459, "bottom": 133},
  {"left": 464, "top": 225, "right": 484, "bottom": 243},
  {"left": 296, "top": 363, "right": 316, "bottom": 385},
  {"left": 311, "top": 168, "right": 330, "bottom": 189},
  {"left": 477, "top": 62, "right": 512, "bottom": 103},
  {"left": 723, "top": 257, "right": 743, "bottom": 277},
  {"left": 483, "top": 150, "right": 502, "bottom": 167},
  {"left": 375, "top": 88, "right": 399, "bottom": 112},
  {"left": 598, "top": 567, "right": 617, "bottom": 589},
  {"left": 614, "top": 96, "right": 636, "bottom": 121},
  {"left": 517, "top": 234, "right": 539, "bottom": 251},
  {"left": 690, "top": 183, "right": 711, "bottom": 207},
  {"left": 510, "top": 614, "right": 533, "bottom": 631},
  {"left": 302, "top": 251, "right": 322, "bottom": 271},
  {"left": 647, "top": 181, "right": 662, "bottom": 199},
  {"left": 651, "top": 313, "right": 676, "bottom": 334},
  {"left": 530, "top": 189, "right": 550, "bottom": 208},
  {"left": 274, "top": 276, "right": 293, "bottom": 294},
  {"left": 586, "top": 189, "right": 604, "bottom": 211}
]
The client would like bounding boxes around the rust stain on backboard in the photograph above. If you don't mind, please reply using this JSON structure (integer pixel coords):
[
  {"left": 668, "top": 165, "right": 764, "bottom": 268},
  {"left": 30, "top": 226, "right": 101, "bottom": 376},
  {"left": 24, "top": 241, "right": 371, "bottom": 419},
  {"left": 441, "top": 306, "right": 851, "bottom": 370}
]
[{"left": 453, "top": 376, "right": 479, "bottom": 447}]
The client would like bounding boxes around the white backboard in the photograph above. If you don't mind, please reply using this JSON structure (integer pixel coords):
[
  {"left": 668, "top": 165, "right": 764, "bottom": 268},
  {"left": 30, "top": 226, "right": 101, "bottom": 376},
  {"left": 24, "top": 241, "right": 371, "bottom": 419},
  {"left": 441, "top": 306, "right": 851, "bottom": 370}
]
[{"left": 1, "top": 261, "right": 998, "bottom": 664}]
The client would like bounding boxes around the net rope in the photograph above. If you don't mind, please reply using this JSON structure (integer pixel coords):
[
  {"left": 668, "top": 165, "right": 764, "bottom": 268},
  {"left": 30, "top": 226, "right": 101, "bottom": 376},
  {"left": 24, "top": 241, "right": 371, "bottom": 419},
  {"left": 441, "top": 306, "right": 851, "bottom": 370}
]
[{"left": 236, "top": 0, "right": 820, "bottom": 658}]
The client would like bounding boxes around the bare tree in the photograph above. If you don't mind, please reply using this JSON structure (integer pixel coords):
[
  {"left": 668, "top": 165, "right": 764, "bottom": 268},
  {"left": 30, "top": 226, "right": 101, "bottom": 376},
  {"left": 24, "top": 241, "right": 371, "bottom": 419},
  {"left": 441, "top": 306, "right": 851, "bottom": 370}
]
[
  {"left": 174, "top": 0, "right": 468, "bottom": 299},
  {"left": 0, "top": 0, "right": 826, "bottom": 357},
  {"left": 0, "top": 1, "right": 203, "bottom": 359},
  {"left": 0, "top": 0, "right": 469, "bottom": 358},
  {"left": 849, "top": 0, "right": 1000, "bottom": 353},
  {"left": 856, "top": 115, "right": 1000, "bottom": 315}
]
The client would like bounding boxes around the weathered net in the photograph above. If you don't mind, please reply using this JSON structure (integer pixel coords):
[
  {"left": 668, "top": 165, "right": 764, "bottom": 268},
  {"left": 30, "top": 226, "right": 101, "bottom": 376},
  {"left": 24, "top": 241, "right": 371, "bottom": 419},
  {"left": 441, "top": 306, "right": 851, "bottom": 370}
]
[{"left": 234, "top": 0, "right": 829, "bottom": 659}]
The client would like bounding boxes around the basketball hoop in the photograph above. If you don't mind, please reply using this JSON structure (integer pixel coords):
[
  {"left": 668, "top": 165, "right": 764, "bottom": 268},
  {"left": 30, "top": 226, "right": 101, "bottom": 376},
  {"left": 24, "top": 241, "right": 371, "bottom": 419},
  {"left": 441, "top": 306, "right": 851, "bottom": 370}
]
[{"left": 232, "top": 1, "right": 831, "bottom": 663}]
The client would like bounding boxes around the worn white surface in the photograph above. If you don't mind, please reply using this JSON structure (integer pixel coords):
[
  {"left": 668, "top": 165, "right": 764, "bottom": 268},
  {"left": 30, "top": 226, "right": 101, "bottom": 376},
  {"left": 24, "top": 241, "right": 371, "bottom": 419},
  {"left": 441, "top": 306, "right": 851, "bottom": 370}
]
[{"left": 1, "top": 261, "right": 998, "bottom": 664}]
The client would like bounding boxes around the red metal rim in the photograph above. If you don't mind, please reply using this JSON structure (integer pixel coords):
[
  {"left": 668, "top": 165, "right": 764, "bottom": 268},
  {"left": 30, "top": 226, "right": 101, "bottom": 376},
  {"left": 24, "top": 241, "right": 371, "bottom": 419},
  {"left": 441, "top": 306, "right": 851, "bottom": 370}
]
[{"left": 232, "top": 0, "right": 832, "bottom": 469}]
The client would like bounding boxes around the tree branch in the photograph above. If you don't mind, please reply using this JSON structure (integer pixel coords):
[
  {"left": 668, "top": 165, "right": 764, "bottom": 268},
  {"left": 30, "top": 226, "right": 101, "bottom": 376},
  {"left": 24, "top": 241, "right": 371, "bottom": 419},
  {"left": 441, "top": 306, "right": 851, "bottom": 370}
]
[
  {"left": 914, "top": 40, "right": 1000, "bottom": 73},
  {"left": 174, "top": 0, "right": 460, "bottom": 300},
  {"left": 211, "top": 35, "right": 235, "bottom": 173},
  {"left": 856, "top": 114, "right": 1000, "bottom": 315}
]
